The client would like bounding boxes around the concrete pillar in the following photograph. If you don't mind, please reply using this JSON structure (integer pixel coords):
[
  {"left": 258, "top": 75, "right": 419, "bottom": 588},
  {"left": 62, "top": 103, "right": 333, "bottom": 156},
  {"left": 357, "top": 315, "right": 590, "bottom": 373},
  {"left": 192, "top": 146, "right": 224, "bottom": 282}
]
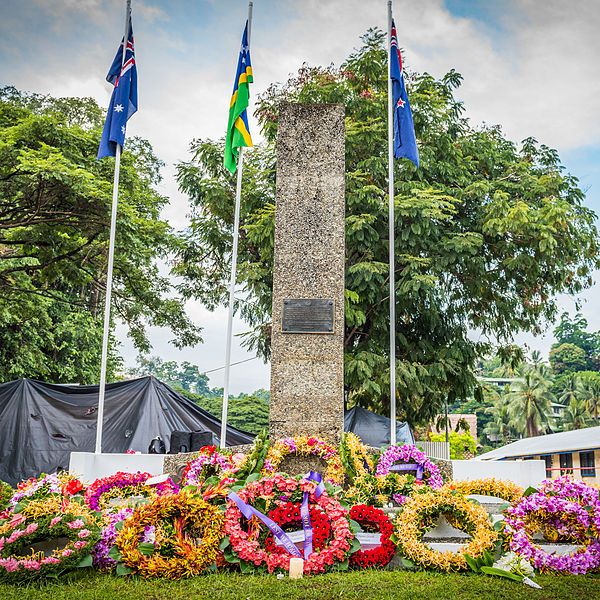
[{"left": 269, "top": 103, "right": 346, "bottom": 442}]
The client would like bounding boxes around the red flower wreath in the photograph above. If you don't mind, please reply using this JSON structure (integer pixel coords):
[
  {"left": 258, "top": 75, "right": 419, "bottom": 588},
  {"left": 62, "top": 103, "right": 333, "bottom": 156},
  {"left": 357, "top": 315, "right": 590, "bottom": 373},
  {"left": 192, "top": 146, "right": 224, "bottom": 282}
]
[
  {"left": 348, "top": 504, "right": 396, "bottom": 569},
  {"left": 223, "top": 474, "right": 354, "bottom": 574},
  {"left": 264, "top": 502, "right": 332, "bottom": 556}
]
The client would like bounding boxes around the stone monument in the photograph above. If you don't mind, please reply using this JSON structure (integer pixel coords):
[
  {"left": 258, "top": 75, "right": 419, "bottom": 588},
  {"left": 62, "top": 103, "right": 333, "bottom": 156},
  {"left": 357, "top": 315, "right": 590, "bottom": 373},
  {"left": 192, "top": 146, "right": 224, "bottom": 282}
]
[
  {"left": 269, "top": 103, "right": 346, "bottom": 443},
  {"left": 164, "top": 103, "right": 346, "bottom": 480}
]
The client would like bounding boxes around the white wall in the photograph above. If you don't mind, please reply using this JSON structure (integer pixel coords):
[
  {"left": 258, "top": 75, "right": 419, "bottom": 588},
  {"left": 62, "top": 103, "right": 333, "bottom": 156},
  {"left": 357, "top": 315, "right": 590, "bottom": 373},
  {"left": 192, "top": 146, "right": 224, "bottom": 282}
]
[
  {"left": 451, "top": 459, "right": 546, "bottom": 488},
  {"left": 69, "top": 452, "right": 165, "bottom": 483}
]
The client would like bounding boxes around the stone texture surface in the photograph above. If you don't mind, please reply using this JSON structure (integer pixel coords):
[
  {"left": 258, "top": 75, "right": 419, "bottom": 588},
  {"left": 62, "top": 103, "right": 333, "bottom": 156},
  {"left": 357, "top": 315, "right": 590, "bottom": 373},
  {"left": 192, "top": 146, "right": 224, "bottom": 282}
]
[{"left": 269, "top": 103, "right": 346, "bottom": 443}]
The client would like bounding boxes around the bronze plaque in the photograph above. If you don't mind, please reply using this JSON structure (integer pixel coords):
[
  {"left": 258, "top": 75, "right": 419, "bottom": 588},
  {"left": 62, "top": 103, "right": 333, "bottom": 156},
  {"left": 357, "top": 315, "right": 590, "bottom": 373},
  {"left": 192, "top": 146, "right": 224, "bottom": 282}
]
[{"left": 282, "top": 299, "right": 334, "bottom": 334}]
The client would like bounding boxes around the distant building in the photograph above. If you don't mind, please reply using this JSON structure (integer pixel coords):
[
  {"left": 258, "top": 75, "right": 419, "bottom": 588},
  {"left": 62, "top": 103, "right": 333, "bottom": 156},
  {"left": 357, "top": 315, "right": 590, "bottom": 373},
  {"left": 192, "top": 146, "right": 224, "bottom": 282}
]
[
  {"left": 477, "top": 426, "right": 600, "bottom": 485},
  {"left": 478, "top": 376, "right": 524, "bottom": 389}
]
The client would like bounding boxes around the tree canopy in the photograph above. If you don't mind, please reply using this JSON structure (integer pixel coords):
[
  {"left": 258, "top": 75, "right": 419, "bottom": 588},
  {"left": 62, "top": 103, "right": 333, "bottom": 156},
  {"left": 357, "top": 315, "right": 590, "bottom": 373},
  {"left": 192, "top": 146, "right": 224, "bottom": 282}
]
[
  {"left": 130, "top": 355, "right": 211, "bottom": 396},
  {"left": 0, "top": 87, "right": 200, "bottom": 383},
  {"left": 174, "top": 29, "right": 599, "bottom": 427},
  {"left": 551, "top": 312, "right": 600, "bottom": 372}
]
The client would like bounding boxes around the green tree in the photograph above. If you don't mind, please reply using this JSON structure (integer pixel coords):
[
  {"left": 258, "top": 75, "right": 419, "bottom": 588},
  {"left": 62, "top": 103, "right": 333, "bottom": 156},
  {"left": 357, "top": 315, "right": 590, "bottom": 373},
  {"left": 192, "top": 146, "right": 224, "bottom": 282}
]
[
  {"left": 483, "top": 391, "right": 515, "bottom": 445},
  {"left": 557, "top": 372, "right": 579, "bottom": 405},
  {"left": 174, "top": 30, "right": 599, "bottom": 427},
  {"left": 0, "top": 87, "right": 200, "bottom": 383},
  {"left": 506, "top": 371, "right": 555, "bottom": 437},
  {"left": 560, "top": 397, "right": 590, "bottom": 431},
  {"left": 131, "top": 356, "right": 211, "bottom": 395},
  {"left": 577, "top": 371, "right": 600, "bottom": 422},
  {"left": 187, "top": 391, "right": 270, "bottom": 435},
  {"left": 553, "top": 312, "right": 600, "bottom": 369},
  {"left": 428, "top": 431, "right": 477, "bottom": 459},
  {"left": 549, "top": 343, "right": 589, "bottom": 375}
]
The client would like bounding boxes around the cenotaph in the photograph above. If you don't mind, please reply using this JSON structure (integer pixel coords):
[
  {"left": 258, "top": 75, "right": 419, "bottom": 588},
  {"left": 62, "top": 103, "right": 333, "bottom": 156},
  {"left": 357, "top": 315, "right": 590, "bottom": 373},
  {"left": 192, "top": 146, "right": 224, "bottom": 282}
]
[{"left": 269, "top": 103, "right": 346, "bottom": 442}]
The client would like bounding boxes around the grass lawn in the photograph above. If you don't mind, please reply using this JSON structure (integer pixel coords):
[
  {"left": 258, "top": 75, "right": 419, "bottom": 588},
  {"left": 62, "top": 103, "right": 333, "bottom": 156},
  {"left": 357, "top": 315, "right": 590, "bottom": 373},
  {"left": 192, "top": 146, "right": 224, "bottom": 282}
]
[{"left": 0, "top": 571, "right": 598, "bottom": 600}]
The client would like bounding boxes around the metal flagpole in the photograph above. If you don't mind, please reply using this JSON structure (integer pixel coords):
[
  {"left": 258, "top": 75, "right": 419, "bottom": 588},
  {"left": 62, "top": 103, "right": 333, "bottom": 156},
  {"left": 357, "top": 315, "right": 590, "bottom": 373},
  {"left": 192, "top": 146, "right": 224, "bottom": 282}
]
[
  {"left": 220, "top": 2, "right": 253, "bottom": 449},
  {"left": 95, "top": 0, "right": 131, "bottom": 454},
  {"left": 387, "top": 0, "right": 397, "bottom": 446}
]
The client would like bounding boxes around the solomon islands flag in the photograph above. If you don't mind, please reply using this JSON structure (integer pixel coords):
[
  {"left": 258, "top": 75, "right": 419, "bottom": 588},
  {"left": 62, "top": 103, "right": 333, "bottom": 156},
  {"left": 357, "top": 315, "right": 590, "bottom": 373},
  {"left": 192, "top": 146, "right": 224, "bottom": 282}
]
[
  {"left": 390, "top": 20, "right": 419, "bottom": 167},
  {"left": 224, "top": 21, "right": 253, "bottom": 173},
  {"left": 98, "top": 18, "right": 138, "bottom": 159}
]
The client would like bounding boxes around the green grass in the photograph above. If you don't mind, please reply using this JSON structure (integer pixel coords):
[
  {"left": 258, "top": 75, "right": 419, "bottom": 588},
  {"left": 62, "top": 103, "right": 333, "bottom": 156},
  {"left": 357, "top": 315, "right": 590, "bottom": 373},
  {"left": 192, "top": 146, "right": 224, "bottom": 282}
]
[{"left": 0, "top": 571, "right": 598, "bottom": 600}]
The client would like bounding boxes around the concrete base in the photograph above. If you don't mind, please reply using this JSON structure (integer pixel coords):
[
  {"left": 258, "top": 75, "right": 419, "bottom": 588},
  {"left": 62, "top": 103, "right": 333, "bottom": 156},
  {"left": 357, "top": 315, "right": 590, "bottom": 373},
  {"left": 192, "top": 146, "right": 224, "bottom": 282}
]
[{"left": 69, "top": 452, "right": 165, "bottom": 483}]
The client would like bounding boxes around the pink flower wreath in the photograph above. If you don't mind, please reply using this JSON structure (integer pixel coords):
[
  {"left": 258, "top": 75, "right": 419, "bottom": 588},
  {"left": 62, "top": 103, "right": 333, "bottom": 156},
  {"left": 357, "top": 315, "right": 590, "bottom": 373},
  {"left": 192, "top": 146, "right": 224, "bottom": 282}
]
[
  {"left": 223, "top": 474, "right": 354, "bottom": 574},
  {"left": 504, "top": 476, "right": 600, "bottom": 574}
]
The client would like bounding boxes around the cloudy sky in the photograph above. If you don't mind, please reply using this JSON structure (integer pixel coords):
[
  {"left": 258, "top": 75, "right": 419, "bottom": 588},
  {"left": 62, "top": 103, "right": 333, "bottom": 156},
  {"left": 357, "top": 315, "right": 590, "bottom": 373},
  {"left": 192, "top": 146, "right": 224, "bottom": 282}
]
[{"left": 1, "top": 0, "right": 599, "bottom": 392}]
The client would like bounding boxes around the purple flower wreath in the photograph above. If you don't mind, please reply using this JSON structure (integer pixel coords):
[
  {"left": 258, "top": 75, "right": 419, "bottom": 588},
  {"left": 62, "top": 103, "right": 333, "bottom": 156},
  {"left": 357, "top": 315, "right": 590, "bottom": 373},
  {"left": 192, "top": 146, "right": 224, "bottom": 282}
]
[
  {"left": 92, "top": 508, "right": 133, "bottom": 571},
  {"left": 504, "top": 480, "right": 600, "bottom": 574},
  {"left": 92, "top": 507, "right": 157, "bottom": 571},
  {"left": 376, "top": 444, "right": 443, "bottom": 504}
]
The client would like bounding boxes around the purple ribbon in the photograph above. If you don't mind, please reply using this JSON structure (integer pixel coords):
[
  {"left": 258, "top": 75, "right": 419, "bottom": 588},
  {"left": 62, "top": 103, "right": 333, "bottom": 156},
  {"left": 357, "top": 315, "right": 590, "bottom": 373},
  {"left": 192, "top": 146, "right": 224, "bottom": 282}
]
[
  {"left": 228, "top": 491, "right": 303, "bottom": 558},
  {"left": 389, "top": 462, "right": 424, "bottom": 480},
  {"left": 301, "top": 471, "right": 325, "bottom": 558}
]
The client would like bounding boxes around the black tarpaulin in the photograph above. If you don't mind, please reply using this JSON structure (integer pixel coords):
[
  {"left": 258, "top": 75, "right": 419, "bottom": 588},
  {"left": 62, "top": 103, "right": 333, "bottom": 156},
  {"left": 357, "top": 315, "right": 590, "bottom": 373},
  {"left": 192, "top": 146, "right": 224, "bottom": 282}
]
[
  {"left": 344, "top": 406, "right": 414, "bottom": 448},
  {"left": 0, "top": 377, "right": 254, "bottom": 486}
]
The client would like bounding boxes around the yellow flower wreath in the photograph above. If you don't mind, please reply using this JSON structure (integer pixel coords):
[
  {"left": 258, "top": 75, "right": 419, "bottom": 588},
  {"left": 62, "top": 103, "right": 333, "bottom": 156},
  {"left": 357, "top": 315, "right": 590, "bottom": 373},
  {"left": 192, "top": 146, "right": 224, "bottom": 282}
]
[
  {"left": 117, "top": 491, "right": 223, "bottom": 579},
  {"left": 395, "top": 488, "right": 498, "bottom": 572},
  {"left": 442, "top": 478, "right": 523, "bottom": 504}
]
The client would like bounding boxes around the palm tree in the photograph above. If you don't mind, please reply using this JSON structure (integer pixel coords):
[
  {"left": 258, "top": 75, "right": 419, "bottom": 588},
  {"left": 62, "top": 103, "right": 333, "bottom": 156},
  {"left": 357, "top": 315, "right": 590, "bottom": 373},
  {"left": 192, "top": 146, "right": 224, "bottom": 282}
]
[
  {"left": 561, "top": 397, "right": 590, "bottom": 431},
  {"left": 506, "top": 371, "right": 555, "bottom": 438},
  {"left": 579, "top": 376, "right": 600, "bottom": 423},
  {"left": 484, "top": 393, "right": 514, "bottom": 445},
  {"left": 530, "top": 350, "right": 544, "bottom": 369},
  {"left": 558, "top": 373, "right": 579, "bottom": 406}
]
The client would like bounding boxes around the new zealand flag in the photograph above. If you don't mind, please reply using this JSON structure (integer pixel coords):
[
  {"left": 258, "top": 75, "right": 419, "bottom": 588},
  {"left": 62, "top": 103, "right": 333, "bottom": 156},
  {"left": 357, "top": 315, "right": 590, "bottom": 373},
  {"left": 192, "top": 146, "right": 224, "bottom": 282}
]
[{"left": 390, "top": 20, "right": 419, "bottom": 167}]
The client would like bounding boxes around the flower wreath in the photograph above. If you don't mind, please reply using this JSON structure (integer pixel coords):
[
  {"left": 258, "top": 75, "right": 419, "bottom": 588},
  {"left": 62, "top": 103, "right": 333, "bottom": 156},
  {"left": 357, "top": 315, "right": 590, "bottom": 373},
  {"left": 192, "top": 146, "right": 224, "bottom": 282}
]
[
  {"left": 348, "top": 504, "right": 395, "bottom": 569},
  {"left": 442, "top": 478, "right": 523, "bottom": 504},
  {"left": 9, "top": 472, "right": 83, "bottom": 509},
  {"left": 376, "top": 445, "right": 443, "bottom": 504},
  {"left": 339, "top": 433, "right": 374, "bottom": 484},
  {"left": 0, "top": 504, "right": 99, "bottom": 582},
  {"left": 92, "top": 507, "right": 134, "bottom": 571},
  {"left": 223, "top": 474, "right": 354, "bottom": 574},
  {"left": 395, "top": 489, "right": 498, "bottom": 572},
  {"left": 116, "top": 491, "right": 224, "bottom": 579},
  {"left": 537, "top": 476, "right": 600, "bottom": 542},
  {"left": 85, "top": 471, "right": 179, "bottom": 511},
  {"left": 504, "top": 487, "right": 600, "bottom": 574},
  {"left": 181, "top": 445, "right": 245, "bottom": 486},
  {"left": 262, "top": 436, "right": 344, "bottom": 485}
]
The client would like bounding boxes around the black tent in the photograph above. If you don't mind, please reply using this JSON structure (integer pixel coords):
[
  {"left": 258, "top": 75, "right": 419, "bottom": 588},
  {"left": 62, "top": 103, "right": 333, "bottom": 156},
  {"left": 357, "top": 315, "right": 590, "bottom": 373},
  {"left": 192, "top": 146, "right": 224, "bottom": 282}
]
[
  {"left": 0, "top": 377, "right": 414, "bottom": 486},
  {"left": 344, "top": 406, "right": 414, "bottom": 448},
  {"left": 0, "top": 377, "right": 254, "bottom": 486}
]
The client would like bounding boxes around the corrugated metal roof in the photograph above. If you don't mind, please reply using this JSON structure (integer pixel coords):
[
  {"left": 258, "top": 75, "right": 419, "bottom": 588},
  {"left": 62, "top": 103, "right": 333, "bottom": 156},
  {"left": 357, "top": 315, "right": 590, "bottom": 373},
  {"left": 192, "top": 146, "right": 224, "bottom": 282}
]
[{"left": 477, "top": 426, "right": 600, "bottom": 461}]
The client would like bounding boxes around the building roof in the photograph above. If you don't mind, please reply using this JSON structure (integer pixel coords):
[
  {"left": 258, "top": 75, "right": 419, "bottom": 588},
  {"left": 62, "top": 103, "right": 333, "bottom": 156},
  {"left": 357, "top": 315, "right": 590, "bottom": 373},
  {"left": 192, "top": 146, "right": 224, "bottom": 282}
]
[{"left": 477, "top": 426, "right": 600, "bottom": 461}]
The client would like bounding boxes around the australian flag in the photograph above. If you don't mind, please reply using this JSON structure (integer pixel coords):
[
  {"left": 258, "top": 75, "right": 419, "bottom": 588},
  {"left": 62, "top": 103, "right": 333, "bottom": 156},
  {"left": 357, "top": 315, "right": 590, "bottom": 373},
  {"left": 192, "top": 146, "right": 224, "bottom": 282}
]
[
  {"left": 97, "top": 19, "right": 138, "bottom": 159},
  {"left": 390, "top": 20, "right": 419, "bottom": 167}
]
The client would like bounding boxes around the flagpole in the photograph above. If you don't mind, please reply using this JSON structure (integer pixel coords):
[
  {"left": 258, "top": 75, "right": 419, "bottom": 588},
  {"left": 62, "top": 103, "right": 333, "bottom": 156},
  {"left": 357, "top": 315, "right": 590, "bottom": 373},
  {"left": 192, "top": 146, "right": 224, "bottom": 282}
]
[
  {"left": 387, "top": 0, "right": 397, "bottom": 446},
  {"left": 220, "top": 1, "right": 253, "bottom": 449},
  {"left": 95, "top": 0, "right": 131, "bottom": 454}
]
